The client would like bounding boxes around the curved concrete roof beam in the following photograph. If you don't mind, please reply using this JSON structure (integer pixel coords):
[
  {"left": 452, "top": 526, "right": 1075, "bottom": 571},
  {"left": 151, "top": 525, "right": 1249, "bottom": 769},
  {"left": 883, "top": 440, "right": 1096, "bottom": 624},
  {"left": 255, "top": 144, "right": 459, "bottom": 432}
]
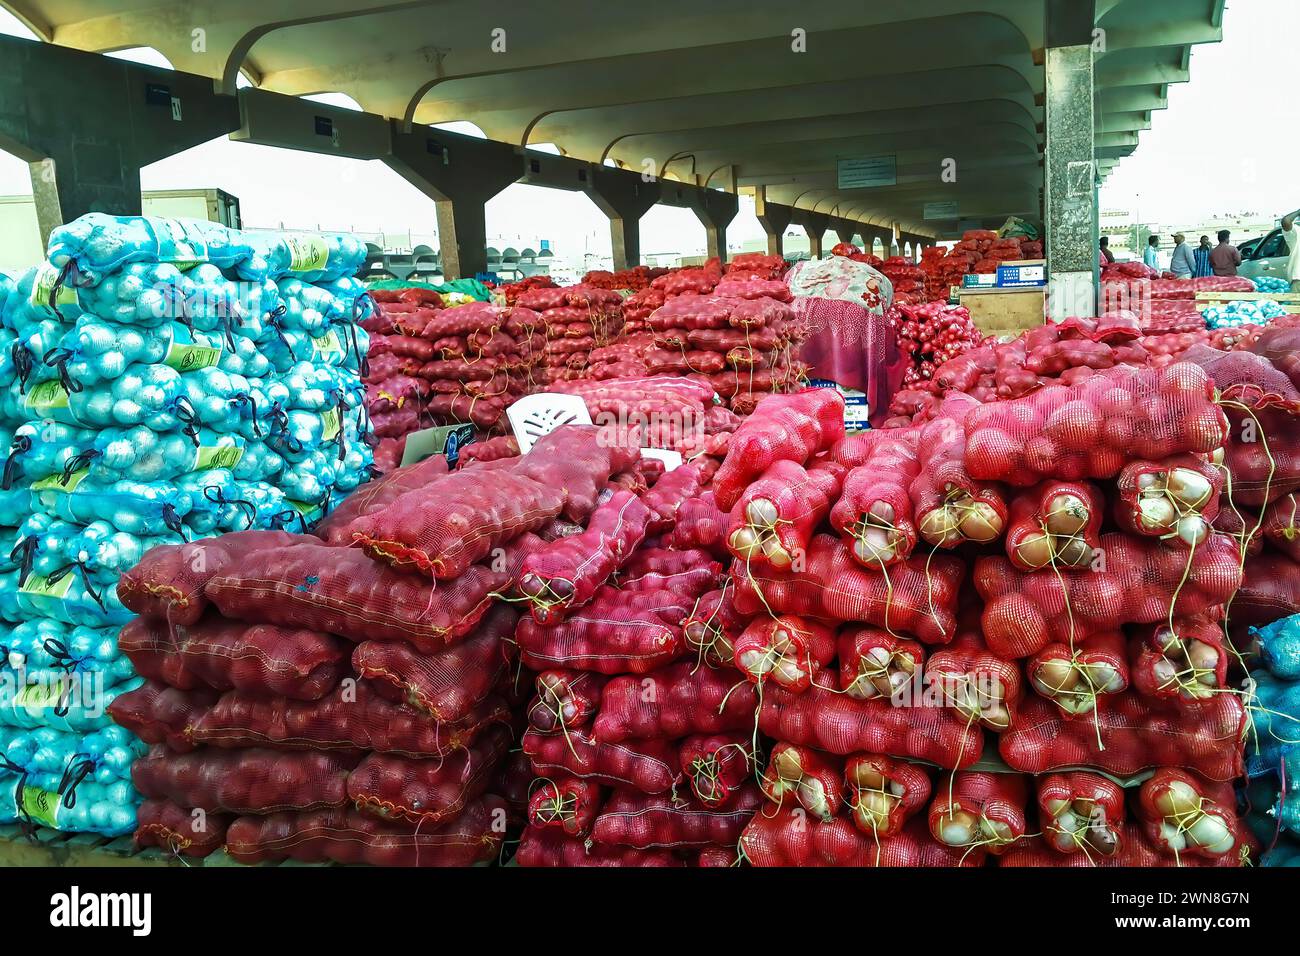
[
  {"left": 1, "top": 0, "right": 52, "bottom": 40},
  {"left": 572, "top": 100, "right": 1039, "bottom": 164},
  {"left": 554, "top": 67, "right": 1040, "bottom": 164}
]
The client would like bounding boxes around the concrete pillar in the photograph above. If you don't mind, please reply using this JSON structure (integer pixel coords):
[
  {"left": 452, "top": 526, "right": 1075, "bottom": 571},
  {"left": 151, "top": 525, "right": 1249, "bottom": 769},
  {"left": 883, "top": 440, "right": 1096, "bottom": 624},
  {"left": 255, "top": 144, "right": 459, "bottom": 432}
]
[
  {"left": 0, "top": 34, "right": 241, "bottom": 245},
  {"left": 386, "top": 124, "right": 523, "bottom": 279},
  {"left": 794, "top": 211, "right": 829, "bottom": 259},
  {"left": 834, "top": 222, "right": 855, "bottom": 246},
  {"left": 586, "top": 168, "right": 659, "bottom": 271},
  {"left": 753, "top": 187, "right": 791, "bottom": 257},
  {"left": 689, "top": 189, "right": 739, "bottom": 264},
  {"left": 1044, "top": 0, "right": 1099, "bottom": 320}
]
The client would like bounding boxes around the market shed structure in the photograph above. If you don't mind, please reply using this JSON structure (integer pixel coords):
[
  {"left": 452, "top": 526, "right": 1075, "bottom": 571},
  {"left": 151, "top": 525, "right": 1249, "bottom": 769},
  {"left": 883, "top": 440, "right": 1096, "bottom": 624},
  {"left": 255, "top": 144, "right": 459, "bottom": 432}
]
[{"left": 0, "top": 0, "right": 1225, "bottom": 305}]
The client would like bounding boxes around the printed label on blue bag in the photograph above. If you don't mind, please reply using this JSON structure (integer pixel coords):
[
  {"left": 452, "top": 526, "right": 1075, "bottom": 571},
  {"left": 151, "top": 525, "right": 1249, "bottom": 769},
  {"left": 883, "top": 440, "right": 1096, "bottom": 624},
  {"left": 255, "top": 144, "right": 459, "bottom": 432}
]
[
  {"left": 18, "top": 784, "right": 61, "bottom": 829},
  {"left": 29, "top": 262, "right": 79, "bottom": 311},
  {"left": 163, "top": 323, "right": 223, "bottom": 372},
  {"left": 24, "top": 381, "right": 69, "bottom": 413},
  {"left": 312, "top": 330, "right": 344, "bottom": 359},
  {"left": 194, "top": 439, "right": 245, "bottom": 472},
  {"left": 320, "top": 407, "right": 342, "bottom": 443},
  {"left": 18, "top": 573, "right": 73, "bottom": 600},
  {"left": 286, "top": 234, "right": 330, "bottom": 273},
  {"left": 31, "top": 469, "right": 88, "bottom": 494},
  {"left": 147, "top": 217, "right": 210, "bottom": 268}
]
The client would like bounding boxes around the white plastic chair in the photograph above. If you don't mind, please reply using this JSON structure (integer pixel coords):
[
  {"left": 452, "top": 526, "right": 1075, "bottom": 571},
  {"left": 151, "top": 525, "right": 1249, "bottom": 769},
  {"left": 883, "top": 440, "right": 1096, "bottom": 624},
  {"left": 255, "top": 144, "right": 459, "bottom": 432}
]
[{"left": 507, "top": 393, "right": 592, "bottom": 453}]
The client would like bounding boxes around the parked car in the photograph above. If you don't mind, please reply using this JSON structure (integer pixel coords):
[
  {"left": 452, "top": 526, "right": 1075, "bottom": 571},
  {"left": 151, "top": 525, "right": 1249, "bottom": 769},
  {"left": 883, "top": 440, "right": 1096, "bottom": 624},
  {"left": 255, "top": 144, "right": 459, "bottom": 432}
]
[{"left": 1239, "top": 214, "right": 1299, "bottom": 280}]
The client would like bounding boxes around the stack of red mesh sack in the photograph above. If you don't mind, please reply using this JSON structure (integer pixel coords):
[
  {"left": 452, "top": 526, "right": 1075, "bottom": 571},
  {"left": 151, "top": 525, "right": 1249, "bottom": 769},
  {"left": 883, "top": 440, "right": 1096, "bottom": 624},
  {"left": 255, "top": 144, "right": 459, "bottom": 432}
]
[
  {"left": 920, "top": 245, "right": 968, "bottom": 301},
  {"left": 877, "top": 257, "right": 925, "bottom": 305},
  {"left": 501, "top": 275, "right": 558, "bottom": 305},
  {"left": 708, "top": 379, "right": 1258, "bottom": 866},
  {"left": 1100, "top": 274, "right": 1256, "bottom": 333},
  {"left": 709, "top": 389, "right": 1011, "bottom": 865},
  {"left": 494, "top": 445, "right": 759, "bottom": 865},
  {"left": 108, "top": 427, "right": 649, "bottom": 865},
  {"left": 513, "top": 284, "right": 626, "bottom": 384},
  {"left": 888, "top": 301, "right": 985, "bottom": 388},
  {"left": 581, "top": 266, "right": 664, "bottom": 291},
  {"left": 544, "top": 376, "right": 740, "bottom": 477},
  {"left": 111, "top": 525, "right": 519, "bottom": 863},
  {"left": 643, "top": 285, "right": 808, "bottom": 415},
  {"left": 364, "top": 295, "right": 545, "bottom": 465}
]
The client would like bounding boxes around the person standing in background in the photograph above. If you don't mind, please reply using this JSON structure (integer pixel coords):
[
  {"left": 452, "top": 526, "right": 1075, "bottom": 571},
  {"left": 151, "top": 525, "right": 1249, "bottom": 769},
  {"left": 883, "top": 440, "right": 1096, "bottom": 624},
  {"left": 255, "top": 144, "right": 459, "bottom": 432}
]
[
  {"left": 1144, "top": 234, "right": 1162, "bottom": 271},
  {"left": 1193, "top": 235, "right": 1213, "bottom": 278},
  {"left": 1100, "top": 236, "right": 1116, "bottom": 265},
  {"left": 1281, "top": 212, "right": 1300, "bottom": 292},
  {"left": 1210, "top": 230, "right": 1242, "bottom": 276},
  {"left": 1169, "top": 233, "right": 1195, "bottom": 279}
]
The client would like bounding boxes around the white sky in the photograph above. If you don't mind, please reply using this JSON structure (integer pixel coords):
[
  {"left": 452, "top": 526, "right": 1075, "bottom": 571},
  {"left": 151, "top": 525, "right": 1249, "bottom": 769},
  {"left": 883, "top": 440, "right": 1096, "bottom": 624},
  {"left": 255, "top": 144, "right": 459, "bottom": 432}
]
[{"left": 0, "top": 0, "right": 1294, "bottom": 258}]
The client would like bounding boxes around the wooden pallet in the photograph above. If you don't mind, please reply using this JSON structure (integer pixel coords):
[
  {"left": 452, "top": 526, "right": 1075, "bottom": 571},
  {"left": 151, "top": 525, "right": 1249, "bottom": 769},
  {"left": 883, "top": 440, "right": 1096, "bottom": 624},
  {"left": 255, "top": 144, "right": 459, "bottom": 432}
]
[
  {"left": 1195, "top": 291, "right": 1300, "bottom": 313},
  {"left": 0, "top": 824, "right": 324, "bottom": 867}
]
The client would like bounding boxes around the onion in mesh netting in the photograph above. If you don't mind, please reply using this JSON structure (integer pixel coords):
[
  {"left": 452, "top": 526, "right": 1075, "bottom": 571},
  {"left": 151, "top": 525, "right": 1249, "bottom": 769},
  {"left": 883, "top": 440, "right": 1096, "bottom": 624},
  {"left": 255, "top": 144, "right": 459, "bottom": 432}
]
[
  {"left": 1114, "top": 454, "right": 1222, "bottom": 547},
  {"left": 1137, "top": 769, "right": 1243, "bottom": 860},
  {"left": 1004, "top": 480, "right": 1103, "bottom": 571},
  {"left": 1037, "top": 771, "right": 1125, "bottom": 858},
  {"left": 1027, "top": 631, "right": 1128, "bottom": 717},
  {"left": 843, "top": 754, "right": 932, "bottom": 839},
  {"left": 1129, "top": 618, "right": 1228, "bottom": 706},
  {"left": 759, "top": 743, "right": 844, "bottom": 823},
  {"left": 927, "top": 771, "right": 1028, "bottom": 855}
]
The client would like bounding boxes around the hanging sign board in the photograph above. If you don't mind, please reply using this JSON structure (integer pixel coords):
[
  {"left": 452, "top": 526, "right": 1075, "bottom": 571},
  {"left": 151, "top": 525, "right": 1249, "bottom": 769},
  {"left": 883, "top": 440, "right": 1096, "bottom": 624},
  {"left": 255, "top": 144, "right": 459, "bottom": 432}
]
[
  {"left": 837, "top": 156, "right": 896, "bottom": 189},
  {"left": 924, "top": 201, "right": 959, "bottom": 220}
]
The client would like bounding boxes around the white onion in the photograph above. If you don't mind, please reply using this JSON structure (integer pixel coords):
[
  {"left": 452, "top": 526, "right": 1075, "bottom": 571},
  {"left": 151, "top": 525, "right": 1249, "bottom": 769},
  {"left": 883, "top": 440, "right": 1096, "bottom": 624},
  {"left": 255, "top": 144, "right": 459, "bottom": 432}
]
[
  {"left": 1045, "top": 494, "right": 1089, "bottom": 536},
  {"left": 763, "top": 537, "right": 792, "bottom": 567},
  {"left": 1154, "top": 779, "right": 1200, "bottom": 816},
  {"left": 746, "top": 497, "right": 779, "bottom": 528},
  {"left": 939, "top": 819, "right": 975, "bottom": 846},
  {"left": 1034, "top": 657, "right": 1078, "bottom": 694},
  {"left": 729, "top": 527, "right": 759, "bottom": 557},
  {"left": 868, "top": 500, "right": 895, "bottom": 523},
  {"left": 853, "top": 535, "right": 895, "bottom": 565},
  {"left": 1138, "top": 497, "right": 1176, "bottom": 531},
  {"left": 1187, "top": 813, "right": 1232, "bottom": 854},
  {"left": 738, "top": 649, "right": 772, "bottom": 677},
  {"left": 1175, "top": 515, "right": 1209, "bottom": 546},
  {"left": 1137, "top": 471, "right": 1165, "bottom": 492},
  {"left": 1015, "top": 532, "right": 1054, "bottom": 569},
  {"left": 920, "top": 506, "right": 958, "bottom": 546},
  {"left": 1166, "top": 468, "right": 1213, "bottom": 509},
  {"left": 1158, "top": 821, "right": 1188, "bottom": 853},
  {"left": 1056, "top": 536, "right": 1092, "bottom": 567},
  {"left": 958, "top": 502, "right": 1003, "bottom": 542}
]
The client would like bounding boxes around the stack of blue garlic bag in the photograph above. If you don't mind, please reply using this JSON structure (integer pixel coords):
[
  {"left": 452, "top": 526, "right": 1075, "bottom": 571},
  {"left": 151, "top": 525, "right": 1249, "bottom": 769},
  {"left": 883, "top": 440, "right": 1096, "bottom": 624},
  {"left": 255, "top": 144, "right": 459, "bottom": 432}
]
[
  {"left": 0, "top": 214, "right": 374, "bottom": 838},
  {"left": 1245, "top": 612, "right": 1300, "bottom": 866}
]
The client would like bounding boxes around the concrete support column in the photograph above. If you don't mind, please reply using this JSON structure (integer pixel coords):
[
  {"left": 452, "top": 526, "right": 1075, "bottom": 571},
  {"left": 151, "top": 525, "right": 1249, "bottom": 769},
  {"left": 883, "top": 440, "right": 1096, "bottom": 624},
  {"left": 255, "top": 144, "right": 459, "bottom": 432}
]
[
  {"left": 587, "top": 168, "right": 660, "bottom": 271},
  {"left": 1044, "top": 0, "right": 1099, "bottom": 320},
  {"left": 834, "top": 222, "right": 855, "bottom": 246},
  {"left": 753, "top": 187, "right": 791, "bottom": 257},
  {"left": 794, "top": 211, "right": 829, "bottom": 259},
  {"left": 386, "top": 124, "right": 523, "bottom": 279},
  {"left": 0, "top": 34, "right": 240, "bottom": 245},
  {"left": 689, "top": 189, "right": 739, "bottom": 264}
]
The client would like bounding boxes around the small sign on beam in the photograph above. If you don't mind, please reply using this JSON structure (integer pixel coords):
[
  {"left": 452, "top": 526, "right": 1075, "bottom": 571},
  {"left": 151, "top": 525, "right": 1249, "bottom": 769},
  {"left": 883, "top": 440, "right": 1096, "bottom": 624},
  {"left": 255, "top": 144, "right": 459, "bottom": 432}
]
[
  {"left": 837, "top": 156, "right": 896, "bottom": 189},
  {"left": 924, "top": 201, "right": 959, "bottom": 220}
]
